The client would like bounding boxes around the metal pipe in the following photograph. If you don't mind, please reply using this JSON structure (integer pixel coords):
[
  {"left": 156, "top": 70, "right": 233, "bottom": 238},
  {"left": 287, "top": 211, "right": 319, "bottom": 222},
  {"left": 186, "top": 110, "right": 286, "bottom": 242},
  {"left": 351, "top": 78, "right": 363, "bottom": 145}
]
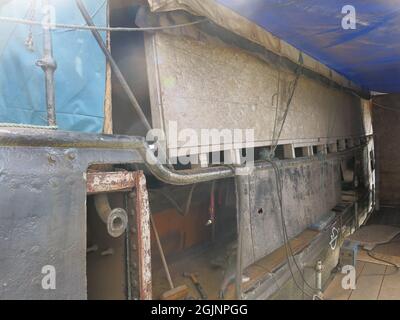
[
  {"left": 75, "top": 0, "right": 151, "bottom": 132},
  {"left": 94, "top": 194, "right": 128, "bottom": 238},
  {"left": 36, "top": 0, "right": 57, "bottom": 126},
  {"left": 315, "top": 260, "right": 323, "bottom": 297},
  {"left": 0, "top": 128, "right": 369, "bottom": 186},
  {"left": 139, "top": 145, "right": 234, "bottom": 185}
]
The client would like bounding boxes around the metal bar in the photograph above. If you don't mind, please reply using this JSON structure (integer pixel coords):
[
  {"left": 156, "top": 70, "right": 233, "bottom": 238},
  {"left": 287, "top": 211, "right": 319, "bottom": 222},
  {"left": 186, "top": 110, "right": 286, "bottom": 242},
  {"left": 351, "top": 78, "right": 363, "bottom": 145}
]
[
  {"left": 134, "top": 171, "right": 152, "bottom": 300},
  {"left": 87, "top": 171, "right": 136, "bottom": 194},
  {"left": 0, "top": 128, "right": 234, "bottom": 185},
  {"left": 37, "top": 0, "right": 57, "bottom": 126},
  {"left": 0, "top": 128, "right": 370, "bottom": 186},
  {"left": 0, "top": 128, "right": 146, "bottom": 149},
  {"left": 150, "top": 214, "right": 174, "bottom": 290},
  {"left": 75, "top": 0, "right": 151, "bottom": 132},
  {"left": 234, "top": 170, "right": 253, "bottom": 300}
]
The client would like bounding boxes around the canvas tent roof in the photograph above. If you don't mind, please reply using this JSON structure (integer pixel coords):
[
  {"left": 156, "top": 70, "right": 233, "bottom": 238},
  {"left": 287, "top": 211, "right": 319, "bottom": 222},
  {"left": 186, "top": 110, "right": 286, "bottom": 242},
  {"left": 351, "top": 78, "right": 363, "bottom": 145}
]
[{"left": 149, "top": 0, "right": 400, "bottom": 94}]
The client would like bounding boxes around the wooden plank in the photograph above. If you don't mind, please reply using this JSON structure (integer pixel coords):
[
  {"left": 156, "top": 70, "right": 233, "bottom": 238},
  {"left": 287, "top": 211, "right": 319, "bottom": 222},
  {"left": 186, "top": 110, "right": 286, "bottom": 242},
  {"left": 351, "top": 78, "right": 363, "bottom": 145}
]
[
  {"left": 253, "top": 229, "right": 319, "bottom": 273},
  {"left": 224, "top": 229, "right": 319, "bottom": 299}
]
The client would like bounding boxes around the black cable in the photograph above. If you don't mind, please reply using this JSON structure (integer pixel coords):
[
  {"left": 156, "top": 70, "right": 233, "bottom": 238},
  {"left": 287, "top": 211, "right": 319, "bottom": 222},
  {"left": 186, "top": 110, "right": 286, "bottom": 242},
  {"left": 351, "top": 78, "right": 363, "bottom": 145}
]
[
  {"left": 366, "top": 250, "right": 399, "bottom": 276},
  {"left": 270, "top": 62, "right": 303, "bottom": 158},
  {"left": 264, "top": 59, "right": 319, "bottom": 297},
  {"left": 150, "top": 183, "right": 197, "bottom": 216},
  {"left": 266, "top": 159, "right": 317, "bottom": 298}
]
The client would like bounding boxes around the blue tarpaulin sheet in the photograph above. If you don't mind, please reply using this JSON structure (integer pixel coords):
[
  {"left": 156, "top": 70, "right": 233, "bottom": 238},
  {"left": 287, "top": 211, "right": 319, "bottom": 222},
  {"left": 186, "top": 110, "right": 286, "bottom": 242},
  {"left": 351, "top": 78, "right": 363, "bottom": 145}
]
[
  {"left": 217, "top": 0, "right": 400, "bottom": 93},
  {"left": 0, "top": 0, "right": 106, "bottom": 132}
]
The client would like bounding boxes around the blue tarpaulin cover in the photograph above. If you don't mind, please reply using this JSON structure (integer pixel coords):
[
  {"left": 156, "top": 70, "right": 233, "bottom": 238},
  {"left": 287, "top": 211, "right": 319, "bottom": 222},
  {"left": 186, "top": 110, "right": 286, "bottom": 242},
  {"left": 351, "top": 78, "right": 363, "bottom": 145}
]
[
  {"left": 0, "top": 0, "right": 106, "bottom": 132},
  {"left": 217, "top": 0, "right": 400, "bottom": 93}
]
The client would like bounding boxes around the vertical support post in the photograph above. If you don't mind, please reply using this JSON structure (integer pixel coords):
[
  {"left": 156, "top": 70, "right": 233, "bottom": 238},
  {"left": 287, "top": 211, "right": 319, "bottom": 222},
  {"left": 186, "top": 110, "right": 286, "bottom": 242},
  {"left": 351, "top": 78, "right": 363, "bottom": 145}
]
[
  {"left": 328, "top": 143, "right": 338, "bottom": 153},
  {"left": 346, "top": 138, "right": 354, "bottom": 148},
  {"left": 317, "top": 144, "right": 327, "bottom": 155},
  {"left": 354, "top": 200, "right": 359, "bottom": 230},
  {"left": 234, "top": 167, "right": 254, "bottom": 300},
  {"left": 338, "top": 139, "right": 346, "bottom": 151},
  {"left": 374, "top": 141, "right": 380, "bottom": 211},
  {"left": 103, "top": 0, "right": 113, "bottom": 134},
  {"left": 283, "top": 144, "right": 295, "bottom": 159},
  {"left": 315, "top": 260, "right": 323, "bottom": 298},
  {"left": 37, "top": 0, "right": 57, "bottom": 126},
  {"left": 302, "top": 146, "right": 313, "bottom": 157},
  {"left": 134, "top": 171, "right": 152, "bottom": 300}
]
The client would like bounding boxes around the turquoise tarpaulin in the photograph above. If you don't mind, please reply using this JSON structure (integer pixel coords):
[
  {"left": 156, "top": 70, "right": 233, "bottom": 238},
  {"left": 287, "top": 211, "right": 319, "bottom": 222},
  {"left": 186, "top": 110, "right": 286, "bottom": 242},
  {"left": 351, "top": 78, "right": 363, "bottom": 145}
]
[{"left": 0, "top": 0, "right": 106, "bottom": 132}]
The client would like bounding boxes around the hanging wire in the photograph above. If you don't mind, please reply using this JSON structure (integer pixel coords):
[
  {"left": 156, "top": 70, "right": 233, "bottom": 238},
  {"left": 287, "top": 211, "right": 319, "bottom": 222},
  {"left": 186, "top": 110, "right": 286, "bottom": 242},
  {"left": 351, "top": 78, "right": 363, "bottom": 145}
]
[
  {"left": 263, "top": 54, "right": 321, "bottom": 298},
  {"left": 54, "top": 0, "right": 107, "bottom": 34},
  {"left": 24, "top": 0, "right": 37, "bottom": 51},
  {"left": 266, "top": 158, "right": 318, "bottom": 298},
  {"left": 0, "top": 16, "right": 208, "bottom": 32},
  {"left": 269, "top": 58, "right": 304, "bottom": 159}
]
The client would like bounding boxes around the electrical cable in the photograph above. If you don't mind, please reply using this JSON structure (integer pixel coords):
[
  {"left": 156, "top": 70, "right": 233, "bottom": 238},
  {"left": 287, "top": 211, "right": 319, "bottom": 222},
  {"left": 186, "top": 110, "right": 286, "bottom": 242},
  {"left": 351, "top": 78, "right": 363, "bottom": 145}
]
[
  {"left": 54, "top": 0, "right": 107, "bottom": 34},
  {"left": 269, "top": 61, "right": 303, "bottom": 158},
  {"left": 184, "top": 183, "right": 197, "bottom": 216},
  {"left": 150, "top": 183, "right": 197, "bottom": 217},
  {"left": 266, "top": 159, "right": 317, "bottom": 298},
  {"left": 366, "top": 250, "right": 399, "bottom": 276},
  {"left": 360, "top": 233, "right": 400, "bottom": 277},
  {"left": 0, "top": 2, "right": 35, "bottom": 60},
  {"left": 263, "top": 56, "right": 319, "bottom": 298},
  {"left": 0, "top": 16, "right": 208, "bottom": 32},
  {"left": 150, "top": 189, "right": 184, "bottom": 215}
]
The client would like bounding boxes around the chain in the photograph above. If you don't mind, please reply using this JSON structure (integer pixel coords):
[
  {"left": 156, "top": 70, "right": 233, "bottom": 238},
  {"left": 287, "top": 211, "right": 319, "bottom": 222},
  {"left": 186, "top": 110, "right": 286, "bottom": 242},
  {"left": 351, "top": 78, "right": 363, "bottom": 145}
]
[{"left": 24, "top": 0, "right": 36, "bottom": 52}]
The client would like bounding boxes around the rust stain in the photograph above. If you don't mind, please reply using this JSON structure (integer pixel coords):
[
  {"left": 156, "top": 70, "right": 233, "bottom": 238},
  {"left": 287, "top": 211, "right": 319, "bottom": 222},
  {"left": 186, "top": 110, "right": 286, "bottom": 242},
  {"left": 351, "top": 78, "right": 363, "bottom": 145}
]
[
  {"left": 134, "top": 171, "right": 152, "bottom": 300},
  {"left": 86, "top": 171, "right": 136, "bottom": 194}
]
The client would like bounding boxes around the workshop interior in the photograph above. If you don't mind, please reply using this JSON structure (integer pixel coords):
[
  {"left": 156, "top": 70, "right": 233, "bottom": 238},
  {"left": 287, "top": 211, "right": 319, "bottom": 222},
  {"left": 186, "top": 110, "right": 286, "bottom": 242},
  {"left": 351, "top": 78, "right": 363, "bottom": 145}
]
[{"left": 0, "top": 0, "right": 400, "bottom": 301}]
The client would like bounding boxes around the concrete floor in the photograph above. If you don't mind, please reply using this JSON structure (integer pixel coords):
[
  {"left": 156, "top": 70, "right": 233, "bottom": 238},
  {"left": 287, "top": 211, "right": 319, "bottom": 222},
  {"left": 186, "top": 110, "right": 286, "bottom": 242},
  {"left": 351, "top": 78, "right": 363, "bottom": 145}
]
[
  {"left": 325, "top": 207, "right": 400, "bottom": 300},
  {"left": 324, "top": 261, "right": 400, "bottom": 300}
]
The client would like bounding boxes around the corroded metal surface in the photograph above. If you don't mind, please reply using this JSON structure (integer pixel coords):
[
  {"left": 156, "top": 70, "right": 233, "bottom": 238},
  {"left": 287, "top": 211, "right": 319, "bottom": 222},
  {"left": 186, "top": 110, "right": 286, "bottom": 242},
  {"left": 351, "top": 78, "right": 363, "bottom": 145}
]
[
  {"left": 239, "top": 157, "right": 343, "bottom": 269},
  {"left": 87, "top": 169, "right": 152, "bottom": 299},
  {"left": 0, "top": 130, "right": 142, "bottom": 299},
  {"left": 0, "top": 128, "right": 236, "bottom": 186},
  {"left": 134, "top": 171, "right": 152, "bottom": 300},
  {"left": 87, "top": 171, "right": 136, "bottom": 194},
  {"left": 145, "top": 32, "right": 371, "bottom": 156}
]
